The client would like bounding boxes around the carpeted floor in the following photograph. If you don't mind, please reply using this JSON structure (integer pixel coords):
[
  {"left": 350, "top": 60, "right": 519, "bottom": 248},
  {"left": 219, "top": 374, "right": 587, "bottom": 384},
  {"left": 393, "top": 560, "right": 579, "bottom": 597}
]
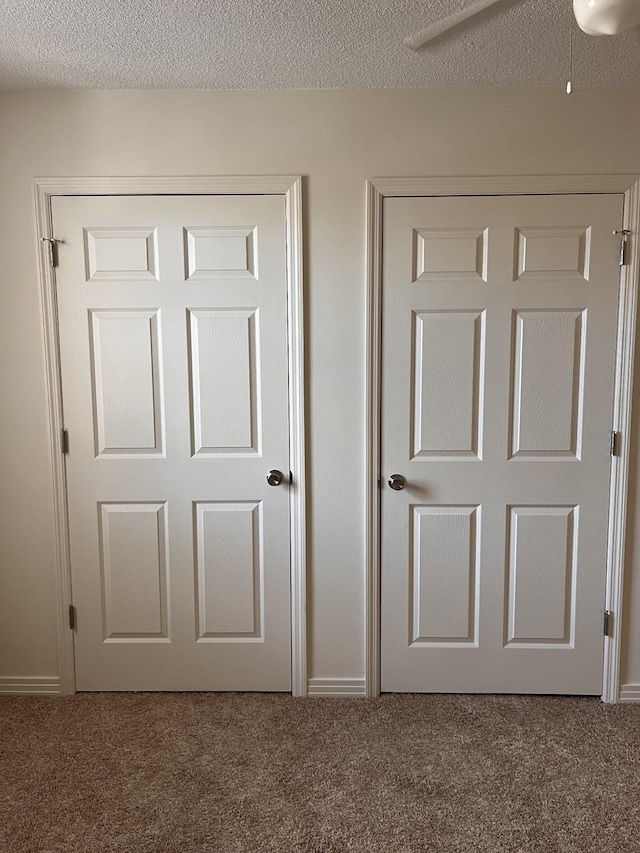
[{"left": 1, "top": 693, "right": 639, "bottom": 852}]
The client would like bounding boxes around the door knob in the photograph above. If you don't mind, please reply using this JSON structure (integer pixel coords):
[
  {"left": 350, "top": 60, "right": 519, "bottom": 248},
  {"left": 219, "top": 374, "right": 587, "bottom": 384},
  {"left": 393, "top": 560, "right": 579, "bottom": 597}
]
[
  {"left": 266, "top": 469, "right": 284, "bottom": 486},
  {"left": 388, "top": 474, "right": 405, "bottom": 491}
]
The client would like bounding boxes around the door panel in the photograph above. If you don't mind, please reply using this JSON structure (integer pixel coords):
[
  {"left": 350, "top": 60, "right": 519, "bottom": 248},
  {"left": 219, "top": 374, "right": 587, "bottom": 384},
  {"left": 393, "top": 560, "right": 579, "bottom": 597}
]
[
  {"left": 53, "top": 194, "right": 291, "bottom": 691},
  {"left": 381, "top": 193, "right": 623, "bottom": 694}
]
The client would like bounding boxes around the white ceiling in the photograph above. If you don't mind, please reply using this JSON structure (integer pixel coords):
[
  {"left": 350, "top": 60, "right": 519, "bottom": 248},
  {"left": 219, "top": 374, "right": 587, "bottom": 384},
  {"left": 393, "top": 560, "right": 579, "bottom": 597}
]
[{"left": 2, "top": 0, "right": 640, "bottom": 90}]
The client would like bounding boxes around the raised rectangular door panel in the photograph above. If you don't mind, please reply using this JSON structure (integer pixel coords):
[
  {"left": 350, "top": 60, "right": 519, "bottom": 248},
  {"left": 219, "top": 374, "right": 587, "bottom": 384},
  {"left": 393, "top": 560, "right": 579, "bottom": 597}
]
[
  {"left": 84, "top": 227, "right": 159, "bottom": 281},
  {"left": 514, "top": 227, "right": 591, "bottom": 281},
  {"left": 195, "top": 501, "right": 263, "bottom": 641},
  {"left": 184, "top": 226, "right": 257, "bottom": 280},
  {"left": 505, "top": 505, "right": 578, "bottom": 647},
  {"left": 381, "top": 193, "right": 622, "bottom": 695},
  {"left": 90, "top": 310, "right": 165, "bottom": 457},
  {"left": 412, "top": 310, "right": 485, "bottom": 459},
  {"left": 510, "top": 310, "right": 585, "bottom": 460},
  {"left": 188, "top": 309, "right": 260, "bottom": 456},
  {"left": 413, "top": 228, "right": 488, "bottom": 282},
  {"left": 53, "top": 193, "right": 292, "bottom": 692},
  {"left": 411, "top": 505, "right": 480, "bottom": 646},
  {"left": 99, "top": 502, "right": 169, "bottom": 641}
]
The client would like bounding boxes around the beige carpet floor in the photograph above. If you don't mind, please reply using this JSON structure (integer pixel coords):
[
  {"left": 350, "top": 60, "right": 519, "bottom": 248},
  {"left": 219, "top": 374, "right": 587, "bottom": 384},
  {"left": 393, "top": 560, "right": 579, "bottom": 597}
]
[{"left": 1, "top": 693, "right": 639, "bottom": 852}]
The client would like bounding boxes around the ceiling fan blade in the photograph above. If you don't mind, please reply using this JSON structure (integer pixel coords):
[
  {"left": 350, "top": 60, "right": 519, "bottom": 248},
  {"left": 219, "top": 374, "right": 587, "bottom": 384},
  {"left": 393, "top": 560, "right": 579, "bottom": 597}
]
[{"left": 404, "top": 0, "right": 507, "bottom": 50}]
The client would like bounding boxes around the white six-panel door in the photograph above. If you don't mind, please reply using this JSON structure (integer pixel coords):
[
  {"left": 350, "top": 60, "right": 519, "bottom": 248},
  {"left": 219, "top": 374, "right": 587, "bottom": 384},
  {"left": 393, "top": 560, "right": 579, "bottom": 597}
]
[
  {"left": 52, "top": 194, "right": 291, "bottom": 691},
  {"left": 381, "top": 193, "right": 623, "bottom": 694}
]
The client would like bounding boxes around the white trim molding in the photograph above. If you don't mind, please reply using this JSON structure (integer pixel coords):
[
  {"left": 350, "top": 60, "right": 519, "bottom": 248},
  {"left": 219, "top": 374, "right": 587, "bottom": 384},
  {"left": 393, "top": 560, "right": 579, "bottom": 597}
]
[
  {"left": 619, "top": 683, "right": 640, "bottom": 702},
  {"left": 307, "top": 678, "right": 366, "bottom": 698},
  {"left": 285, "top": 178, "right": 308, "bottom": 697},
  {"left": 602, "top": 178, "right": 640, "bottom": 703},
  {"left": 366, "top": 174, "right": 640, "bottom": 703},
  {"left": 34, "top": 176, "right": 307, "bottom": 697},
  {"left": 0, "top": 677, "right": 61, "bottom": 695}
]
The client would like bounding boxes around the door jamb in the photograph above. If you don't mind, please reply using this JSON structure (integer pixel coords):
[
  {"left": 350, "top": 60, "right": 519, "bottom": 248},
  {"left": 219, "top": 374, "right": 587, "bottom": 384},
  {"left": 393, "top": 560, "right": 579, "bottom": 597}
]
[
  {"left": 365, "top": 175, "right": 640, "bottom": 701},
  {"left": 34, "top": 176, "right": 307, "bottom": 696}
]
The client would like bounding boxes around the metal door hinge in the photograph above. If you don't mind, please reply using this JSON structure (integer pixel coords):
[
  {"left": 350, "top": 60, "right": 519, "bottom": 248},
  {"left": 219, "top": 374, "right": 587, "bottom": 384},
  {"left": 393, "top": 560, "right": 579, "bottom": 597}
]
[
  {"left": 41, "top": 237, "right": 62, "bottom": 268},
  {"left": 69, "top": 605, "right": 76, "bottom": 630},
  {"left": 610, "top": 430, "right": 620, "bottom": 457},
  {"left": 604, "top": 609, "right": 612, "bottom": 637},
  {"left": 60, "top": 428, "right": 69, "bottom": 454},
  {"left": 613, "top": 230, "right": 631, "bottom": 266}
]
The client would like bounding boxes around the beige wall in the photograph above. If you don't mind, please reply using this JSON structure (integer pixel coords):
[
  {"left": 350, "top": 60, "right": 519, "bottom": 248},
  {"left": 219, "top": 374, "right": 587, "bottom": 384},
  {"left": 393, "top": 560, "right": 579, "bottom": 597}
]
[{"left": 2, "top": 87, "right": 640, "bottom": 690}]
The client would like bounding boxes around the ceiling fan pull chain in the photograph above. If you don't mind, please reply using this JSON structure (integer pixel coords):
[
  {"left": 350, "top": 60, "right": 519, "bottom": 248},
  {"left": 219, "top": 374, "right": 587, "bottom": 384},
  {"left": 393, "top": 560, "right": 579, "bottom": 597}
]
[{"left": 567, "top": 3, "right": 574, "bottom": 94}]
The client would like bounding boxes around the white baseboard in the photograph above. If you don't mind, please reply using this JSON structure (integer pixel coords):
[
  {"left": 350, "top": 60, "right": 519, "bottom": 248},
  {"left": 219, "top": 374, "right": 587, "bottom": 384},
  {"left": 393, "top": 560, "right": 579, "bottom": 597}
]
[
  {"left": 618, "top": 683, "right": 640, "bottom": 702},
  {"left": 0, "top": 676, "right": 61, "bottom": 695},
  {"left": 307, "top": 677, "right": 366, "bottom": 698}
]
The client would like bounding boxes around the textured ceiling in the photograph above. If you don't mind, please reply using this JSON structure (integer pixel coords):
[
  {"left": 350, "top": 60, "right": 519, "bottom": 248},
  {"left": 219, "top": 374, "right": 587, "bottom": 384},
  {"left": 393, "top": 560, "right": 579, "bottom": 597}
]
[{"left": 2, "top": 0, "right": 640, "bottom": 90}]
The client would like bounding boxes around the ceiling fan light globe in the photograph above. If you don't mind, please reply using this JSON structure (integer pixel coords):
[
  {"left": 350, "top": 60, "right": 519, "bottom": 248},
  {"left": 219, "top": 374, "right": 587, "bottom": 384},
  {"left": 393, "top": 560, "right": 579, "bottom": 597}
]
[{"left": 573, "top": 0, "right": 640, "bottom": 36}]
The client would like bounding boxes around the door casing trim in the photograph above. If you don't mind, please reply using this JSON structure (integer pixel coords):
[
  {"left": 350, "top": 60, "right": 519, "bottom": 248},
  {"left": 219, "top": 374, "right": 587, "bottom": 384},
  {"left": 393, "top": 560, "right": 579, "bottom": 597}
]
[
  {"left": 34, "top": 176, "right": 307, "bottom": 696},
  {"left": 365, "top": 174, "right": 640, "bottom": 701}
]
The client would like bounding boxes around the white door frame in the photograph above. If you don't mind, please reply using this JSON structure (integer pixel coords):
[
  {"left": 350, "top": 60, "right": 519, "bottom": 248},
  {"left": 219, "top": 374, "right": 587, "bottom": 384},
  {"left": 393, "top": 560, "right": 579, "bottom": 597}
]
[
  {"left": 365, "top": 175, "right": 640, "bottom": 702},
  {"left": 34, "top": 176, "right": 307, "bottom": 696}
]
